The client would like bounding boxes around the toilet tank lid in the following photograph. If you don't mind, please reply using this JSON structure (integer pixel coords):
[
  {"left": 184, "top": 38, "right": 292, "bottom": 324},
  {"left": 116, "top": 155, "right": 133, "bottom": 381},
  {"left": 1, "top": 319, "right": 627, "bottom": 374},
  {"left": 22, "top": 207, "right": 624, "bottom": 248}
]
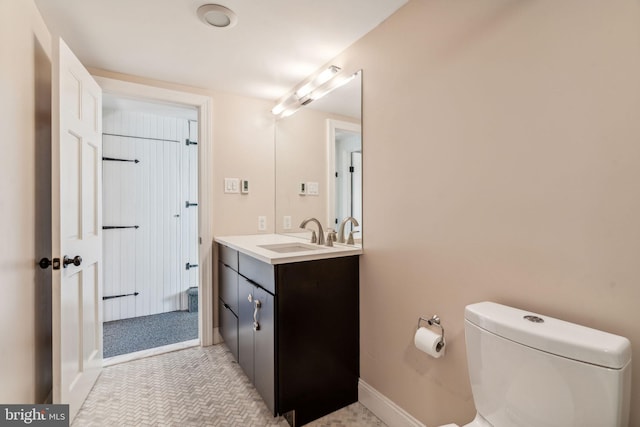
[{"left": 465, "top": 302, "right": 631, "bottom": 369}]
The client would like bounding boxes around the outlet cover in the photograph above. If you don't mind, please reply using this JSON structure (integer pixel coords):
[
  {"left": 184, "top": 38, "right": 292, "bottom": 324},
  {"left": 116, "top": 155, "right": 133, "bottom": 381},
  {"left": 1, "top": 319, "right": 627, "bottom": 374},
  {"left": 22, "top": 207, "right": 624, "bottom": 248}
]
[
  {"left": 258, "top": 216, "right": 267, "bottom": 231},
  {"left": 283, "top": 216, "right": 292, "bottom": 230}
]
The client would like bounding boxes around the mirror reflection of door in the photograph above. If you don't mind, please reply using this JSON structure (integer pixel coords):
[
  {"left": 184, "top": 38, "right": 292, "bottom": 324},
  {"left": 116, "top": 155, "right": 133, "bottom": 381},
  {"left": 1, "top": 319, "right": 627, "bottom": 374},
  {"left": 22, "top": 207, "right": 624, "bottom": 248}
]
[
  {"left": 350, "top": 151, "right": 362, "bottom": 237},
  {"left": 335, "top": 129, "right": 362, "bottom": 239}
]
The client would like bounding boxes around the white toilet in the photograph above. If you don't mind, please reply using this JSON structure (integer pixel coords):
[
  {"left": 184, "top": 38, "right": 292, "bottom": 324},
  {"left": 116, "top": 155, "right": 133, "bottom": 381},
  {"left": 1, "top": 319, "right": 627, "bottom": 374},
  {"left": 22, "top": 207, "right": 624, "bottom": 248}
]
[{"left": 442, "top": 302, "right": 631, "bottom": 427}]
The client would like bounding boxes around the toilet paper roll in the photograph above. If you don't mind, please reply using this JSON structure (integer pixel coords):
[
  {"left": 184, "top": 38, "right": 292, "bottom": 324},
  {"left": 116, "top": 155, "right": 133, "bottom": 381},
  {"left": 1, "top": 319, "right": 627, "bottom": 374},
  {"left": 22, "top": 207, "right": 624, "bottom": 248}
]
[{"left": 414, "top": 327, "right": 445, "bottom": 358}]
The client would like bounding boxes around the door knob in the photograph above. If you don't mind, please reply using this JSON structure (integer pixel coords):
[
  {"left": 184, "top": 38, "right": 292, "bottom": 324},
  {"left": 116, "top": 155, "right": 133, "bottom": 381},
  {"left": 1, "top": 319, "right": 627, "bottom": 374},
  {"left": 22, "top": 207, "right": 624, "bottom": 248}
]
[
  {"left": 63, "top": 255, "right": 82, "bottom": 268},
  {"left": 39, "top": 257, "right": 61, "bottom": 270}
]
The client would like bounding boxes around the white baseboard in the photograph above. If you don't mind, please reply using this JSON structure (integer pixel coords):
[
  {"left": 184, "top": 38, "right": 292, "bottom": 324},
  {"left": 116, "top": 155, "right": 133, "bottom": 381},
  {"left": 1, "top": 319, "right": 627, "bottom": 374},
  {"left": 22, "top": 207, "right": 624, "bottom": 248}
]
[{"left": 358, "top": 380, "right": 425, "bottom": 427}]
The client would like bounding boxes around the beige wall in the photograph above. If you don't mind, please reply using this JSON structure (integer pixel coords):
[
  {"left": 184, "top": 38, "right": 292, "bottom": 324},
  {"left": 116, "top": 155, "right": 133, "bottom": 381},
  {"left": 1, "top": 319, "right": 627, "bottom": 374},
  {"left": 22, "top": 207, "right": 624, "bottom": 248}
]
[
  {"left": 327, "top": 0, "right": 640, "bottom": 425},
  {"left": 0, "top": 0, "right": 53, "bottom": 403},
  {"left": 210, "top": 92, "right": 275, "bottom": 236}
]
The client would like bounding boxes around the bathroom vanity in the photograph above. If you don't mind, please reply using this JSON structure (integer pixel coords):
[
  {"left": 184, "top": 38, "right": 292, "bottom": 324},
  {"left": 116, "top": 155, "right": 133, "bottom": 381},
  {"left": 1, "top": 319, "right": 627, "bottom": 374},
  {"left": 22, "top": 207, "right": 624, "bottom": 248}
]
[{"left": 215, "top": 234, "right": 362, "bottom": 426}]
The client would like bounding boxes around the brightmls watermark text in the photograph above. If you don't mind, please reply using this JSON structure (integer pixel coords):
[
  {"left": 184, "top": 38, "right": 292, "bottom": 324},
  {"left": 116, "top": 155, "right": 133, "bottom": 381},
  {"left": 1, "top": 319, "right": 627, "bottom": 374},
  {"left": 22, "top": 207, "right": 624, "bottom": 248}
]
[{"left": 0, "top": 405, "right": 68, "bottom": 427}]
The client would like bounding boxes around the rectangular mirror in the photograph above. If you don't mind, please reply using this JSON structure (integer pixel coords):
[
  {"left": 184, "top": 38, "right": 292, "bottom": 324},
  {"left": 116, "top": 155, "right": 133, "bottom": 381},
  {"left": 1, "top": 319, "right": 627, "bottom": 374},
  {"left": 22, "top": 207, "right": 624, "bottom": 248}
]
[{"left": 275, "top": 71, "right": 362, "bottom": 245}]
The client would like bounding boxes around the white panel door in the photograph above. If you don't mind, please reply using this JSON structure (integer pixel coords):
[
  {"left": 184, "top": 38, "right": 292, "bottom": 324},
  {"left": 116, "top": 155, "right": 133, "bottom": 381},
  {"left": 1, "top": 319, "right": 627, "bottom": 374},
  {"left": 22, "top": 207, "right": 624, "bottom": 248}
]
[{"left": 52, "top": 38, "right": 103, "bottom": 422}]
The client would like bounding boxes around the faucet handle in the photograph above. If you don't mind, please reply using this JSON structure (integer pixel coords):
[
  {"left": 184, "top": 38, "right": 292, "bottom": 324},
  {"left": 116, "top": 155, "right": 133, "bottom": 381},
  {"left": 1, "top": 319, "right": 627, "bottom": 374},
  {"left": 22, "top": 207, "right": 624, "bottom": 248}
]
[
  {"left": 326, "top": 228, "right": 337, "bottom": 246},
  {"left": 347, "top": 230, "right": 360, "bottom": 245},
  {"left": 310, "top": 230, "right": 317, "bottom": 243}
]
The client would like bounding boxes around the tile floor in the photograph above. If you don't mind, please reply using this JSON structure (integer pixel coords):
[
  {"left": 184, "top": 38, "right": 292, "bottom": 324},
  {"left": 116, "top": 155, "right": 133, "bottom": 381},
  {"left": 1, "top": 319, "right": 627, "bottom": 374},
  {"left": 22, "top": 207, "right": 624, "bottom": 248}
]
[{"left": 73, "top": 344, "right": 386, "bottom": 426}]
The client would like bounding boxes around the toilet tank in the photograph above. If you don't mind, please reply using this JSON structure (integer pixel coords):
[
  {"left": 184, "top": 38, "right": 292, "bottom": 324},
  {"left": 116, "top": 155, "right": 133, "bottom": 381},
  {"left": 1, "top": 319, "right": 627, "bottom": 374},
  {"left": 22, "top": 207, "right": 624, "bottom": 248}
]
[{"left": 464, "top": 302, "right": 631, "bottom": 427}]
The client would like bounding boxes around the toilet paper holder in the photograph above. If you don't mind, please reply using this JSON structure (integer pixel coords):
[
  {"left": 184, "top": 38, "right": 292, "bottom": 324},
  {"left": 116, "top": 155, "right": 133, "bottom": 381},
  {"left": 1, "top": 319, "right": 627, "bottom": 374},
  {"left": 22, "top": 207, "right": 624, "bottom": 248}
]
[{"left": 418, "top": 315, "right": 445, "bottom": 352}]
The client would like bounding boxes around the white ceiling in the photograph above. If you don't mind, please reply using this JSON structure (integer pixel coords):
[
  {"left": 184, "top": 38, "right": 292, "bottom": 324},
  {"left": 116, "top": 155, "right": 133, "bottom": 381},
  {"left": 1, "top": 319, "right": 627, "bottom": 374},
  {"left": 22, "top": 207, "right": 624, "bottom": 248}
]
[{"left": 34, "top": 0, "right": 407, "bottom": 103}]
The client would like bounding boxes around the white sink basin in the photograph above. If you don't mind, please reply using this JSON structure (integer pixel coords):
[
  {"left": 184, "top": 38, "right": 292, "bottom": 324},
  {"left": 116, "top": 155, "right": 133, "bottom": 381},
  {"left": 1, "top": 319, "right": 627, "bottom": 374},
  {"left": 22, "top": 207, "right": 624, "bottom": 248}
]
[{"left": 258, "top": 242, "right": 326, "bottom": 253}]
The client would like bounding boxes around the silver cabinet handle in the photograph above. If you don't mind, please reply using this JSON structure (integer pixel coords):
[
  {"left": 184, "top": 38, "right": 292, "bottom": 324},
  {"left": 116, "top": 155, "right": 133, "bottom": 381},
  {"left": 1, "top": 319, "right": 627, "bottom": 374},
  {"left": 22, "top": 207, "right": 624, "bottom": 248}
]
[{"left": 253, "top": 299, "right": 262, "bottom": 331}]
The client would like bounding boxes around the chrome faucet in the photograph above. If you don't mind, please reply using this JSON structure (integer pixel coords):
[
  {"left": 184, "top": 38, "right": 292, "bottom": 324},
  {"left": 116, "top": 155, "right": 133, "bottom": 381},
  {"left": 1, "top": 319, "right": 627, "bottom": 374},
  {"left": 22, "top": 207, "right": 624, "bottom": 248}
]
[
  {"left": 299, "top": 217, "right": 325, "bottom": 245},
  {"left": 338, "top": 217, "right": 360, "bottom": 244}
]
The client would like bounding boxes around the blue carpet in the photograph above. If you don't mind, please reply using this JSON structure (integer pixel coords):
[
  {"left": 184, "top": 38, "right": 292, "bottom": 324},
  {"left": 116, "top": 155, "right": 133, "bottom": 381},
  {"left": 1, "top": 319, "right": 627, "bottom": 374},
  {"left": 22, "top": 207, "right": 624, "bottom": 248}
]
[{"left": 103, "top": 310, "right": 198, "bottom": 358}]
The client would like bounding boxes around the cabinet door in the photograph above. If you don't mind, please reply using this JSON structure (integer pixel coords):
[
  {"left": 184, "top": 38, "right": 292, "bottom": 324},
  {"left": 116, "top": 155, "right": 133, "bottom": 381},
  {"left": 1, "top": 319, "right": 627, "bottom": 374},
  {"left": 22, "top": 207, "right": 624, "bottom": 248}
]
[
  {"left": 218, "top": 299, "right": 238, "bottom": 361},
  {"left": 253, "top": 286, "right": 275, "bottom": 415},
  {"left": 237, "top": 276, "right": 255, "bottom": 381},
  {"left": 276, "top": 256, "right": 359, "bottom": 424}
]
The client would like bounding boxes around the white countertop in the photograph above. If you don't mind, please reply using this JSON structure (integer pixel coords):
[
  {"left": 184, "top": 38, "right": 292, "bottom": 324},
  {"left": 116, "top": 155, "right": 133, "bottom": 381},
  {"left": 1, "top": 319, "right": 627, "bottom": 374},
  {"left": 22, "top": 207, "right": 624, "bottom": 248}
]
[{"left": 214, "top": 233, "right": 362, "bottom": 265}]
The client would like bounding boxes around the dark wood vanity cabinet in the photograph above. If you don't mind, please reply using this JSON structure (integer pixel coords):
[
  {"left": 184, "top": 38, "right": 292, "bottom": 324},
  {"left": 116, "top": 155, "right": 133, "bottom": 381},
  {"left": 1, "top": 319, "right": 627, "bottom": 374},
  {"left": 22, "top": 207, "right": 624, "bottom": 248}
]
[
  {"left": 218, "top": 245, "right": 239, "bottom": 361},
  {"left": 216, "top": 243, "right": 359, "bottom": 427}
]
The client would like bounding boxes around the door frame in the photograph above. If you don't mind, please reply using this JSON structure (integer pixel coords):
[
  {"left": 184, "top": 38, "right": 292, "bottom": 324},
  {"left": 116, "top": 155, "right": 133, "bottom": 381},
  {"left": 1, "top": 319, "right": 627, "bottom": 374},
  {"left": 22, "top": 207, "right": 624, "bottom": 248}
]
[{"left": 94, "top": 76, "right": 215, "bottom": 347}]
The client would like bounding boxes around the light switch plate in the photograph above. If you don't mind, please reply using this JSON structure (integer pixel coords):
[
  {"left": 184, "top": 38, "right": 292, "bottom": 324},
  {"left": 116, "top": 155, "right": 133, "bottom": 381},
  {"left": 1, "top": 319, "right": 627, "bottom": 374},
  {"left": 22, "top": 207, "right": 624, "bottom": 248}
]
[
  {"left": 224, "top": 178, "right": 240, "bottom": 194},
  {"left": 307, "top": 182, "right": 319, "bottom": 196}
]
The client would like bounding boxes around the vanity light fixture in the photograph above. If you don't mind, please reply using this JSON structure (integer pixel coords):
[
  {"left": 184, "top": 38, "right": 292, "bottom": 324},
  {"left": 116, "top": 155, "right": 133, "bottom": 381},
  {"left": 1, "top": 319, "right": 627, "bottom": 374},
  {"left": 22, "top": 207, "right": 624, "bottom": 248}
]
[
  {"left": 295, "top": 65, "right": 341, "bottom": 99},
  {"left": 301, "top": 72, "right": 357, "bottom": 105},
  {"left": 271, "top": 93, "right": 299, "bottom": 116},
  {"left": 197, "top": 4, "right": 238, "bottom": 28},
  {"left": 272, "top": 65, "right": 355, "bottom": 118}
]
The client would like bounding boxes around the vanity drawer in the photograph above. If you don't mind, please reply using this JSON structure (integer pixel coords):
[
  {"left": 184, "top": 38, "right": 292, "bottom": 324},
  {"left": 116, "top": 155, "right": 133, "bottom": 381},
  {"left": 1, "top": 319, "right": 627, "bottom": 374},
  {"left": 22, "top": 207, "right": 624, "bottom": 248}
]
[
  {"left": 219, "top": 261, "right": 238, "bottom": 314},
  {"left": 219, "top": 299, "right": 238, "bottom": 362},
  {"left": 239, "top": 252, "right": 275, "bottom": 294},
  {"left": 219, "top": 244, "right": 238, "bottom": 270}
]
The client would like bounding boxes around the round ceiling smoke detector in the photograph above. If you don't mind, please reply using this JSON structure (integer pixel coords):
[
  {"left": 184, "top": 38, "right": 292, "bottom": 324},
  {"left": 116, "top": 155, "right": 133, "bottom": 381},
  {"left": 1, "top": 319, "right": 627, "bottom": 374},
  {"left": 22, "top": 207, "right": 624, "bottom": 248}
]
[{"left": 197, "top": 4, "right": 237, "bottom": 28}]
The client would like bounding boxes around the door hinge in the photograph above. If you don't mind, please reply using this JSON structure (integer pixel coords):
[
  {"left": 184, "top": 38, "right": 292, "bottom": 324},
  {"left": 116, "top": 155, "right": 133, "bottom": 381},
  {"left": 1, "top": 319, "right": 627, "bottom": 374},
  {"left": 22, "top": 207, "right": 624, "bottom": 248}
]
[{"left": 349, "top": 166, "right": 355, "bottom": 173}]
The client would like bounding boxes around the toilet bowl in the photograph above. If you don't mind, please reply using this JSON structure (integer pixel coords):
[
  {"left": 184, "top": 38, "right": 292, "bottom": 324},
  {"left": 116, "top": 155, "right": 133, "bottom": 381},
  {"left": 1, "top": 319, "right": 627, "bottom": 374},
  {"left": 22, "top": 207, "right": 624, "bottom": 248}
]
[{"left": 440, "top": 302, "right": 631, "bottom": 427}]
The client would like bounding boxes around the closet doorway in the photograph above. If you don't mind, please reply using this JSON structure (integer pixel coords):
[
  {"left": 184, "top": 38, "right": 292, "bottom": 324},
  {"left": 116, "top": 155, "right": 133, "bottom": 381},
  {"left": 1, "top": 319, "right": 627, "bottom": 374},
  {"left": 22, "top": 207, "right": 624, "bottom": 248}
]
[{"left": 101, "top": 95, "right": 199, "bottom": 361}]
